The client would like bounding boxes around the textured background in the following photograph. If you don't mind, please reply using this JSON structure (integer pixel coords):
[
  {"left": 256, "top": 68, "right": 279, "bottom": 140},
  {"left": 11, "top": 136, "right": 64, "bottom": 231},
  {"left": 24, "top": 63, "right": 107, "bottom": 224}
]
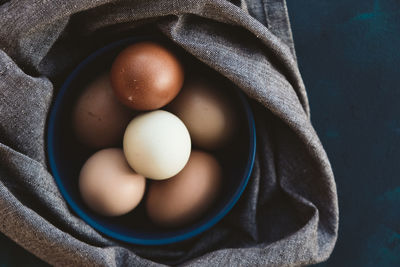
[
  {"left": 0, "top": 0, "right": 399, "bottom": 266},
  {"left": 288, "top": 0, "right": 400, "bottom": 266}
]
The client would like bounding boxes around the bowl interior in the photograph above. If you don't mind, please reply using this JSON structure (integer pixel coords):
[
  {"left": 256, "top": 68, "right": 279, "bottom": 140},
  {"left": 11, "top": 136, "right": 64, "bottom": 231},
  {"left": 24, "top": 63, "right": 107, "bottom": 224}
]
[{"left": 47, "top": 36, "right": 256, "bottom": 245}]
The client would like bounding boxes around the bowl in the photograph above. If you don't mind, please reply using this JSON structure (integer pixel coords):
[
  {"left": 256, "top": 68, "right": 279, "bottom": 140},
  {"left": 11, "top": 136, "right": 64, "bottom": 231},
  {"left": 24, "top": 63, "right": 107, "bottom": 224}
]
[{"left": 47, "top": 36, "right": 256, "bottom": 245}]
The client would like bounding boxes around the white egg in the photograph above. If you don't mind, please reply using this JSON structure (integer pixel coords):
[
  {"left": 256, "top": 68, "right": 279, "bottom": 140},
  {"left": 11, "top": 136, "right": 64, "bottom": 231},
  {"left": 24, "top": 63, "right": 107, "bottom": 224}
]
[{"left": 123, "top": 110, "right": 191, "bottom": 180}]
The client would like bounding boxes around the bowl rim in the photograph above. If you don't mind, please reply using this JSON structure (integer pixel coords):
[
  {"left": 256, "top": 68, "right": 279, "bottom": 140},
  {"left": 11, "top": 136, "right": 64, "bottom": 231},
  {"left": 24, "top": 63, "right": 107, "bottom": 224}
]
[{"left": 47, "top": 36, "right": 256, "bottom": 245}]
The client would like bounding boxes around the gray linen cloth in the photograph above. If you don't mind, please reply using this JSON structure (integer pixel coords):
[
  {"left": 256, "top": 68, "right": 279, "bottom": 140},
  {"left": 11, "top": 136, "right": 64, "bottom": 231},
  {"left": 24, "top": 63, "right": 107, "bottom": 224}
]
[{"left": 0, "top": 0, "right": 338, "bottom": 266}]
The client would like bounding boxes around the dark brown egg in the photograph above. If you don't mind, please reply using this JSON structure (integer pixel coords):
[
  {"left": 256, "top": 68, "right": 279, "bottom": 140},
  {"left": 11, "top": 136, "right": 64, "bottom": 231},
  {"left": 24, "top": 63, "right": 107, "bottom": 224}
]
[
  {"left": 110, "top": 42, "right": 184, "bottom": 110},
  {"left": 146, "top": 150, "right": 222, "bottom": 227}
]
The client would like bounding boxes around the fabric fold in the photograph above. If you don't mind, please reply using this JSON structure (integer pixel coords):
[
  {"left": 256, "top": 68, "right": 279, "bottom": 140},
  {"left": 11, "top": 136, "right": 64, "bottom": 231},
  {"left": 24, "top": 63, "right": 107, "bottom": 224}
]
[{"left": 0, "top": 0, "right": 338, "bottom": 265}]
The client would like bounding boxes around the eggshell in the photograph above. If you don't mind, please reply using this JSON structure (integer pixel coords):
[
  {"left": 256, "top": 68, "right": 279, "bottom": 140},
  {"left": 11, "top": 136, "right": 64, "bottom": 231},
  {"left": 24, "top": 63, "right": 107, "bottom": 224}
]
[
  {"left": 110, "top": 42, "right": 184, "bottom": 110},
  {"left": 146, "top": 150, "right": 222, "bottom": 227},
  {"left": 72, "top": 73, "right": 134, "bottom": 149},
  {"left": 168, "top": 78, "right": 237, "bottom": 150},
  {"left": 79, "top": 148, "right": 146, "bottom": 216},
  {"left": 123, "top": 110, "right": 191, "bottom": 180}
]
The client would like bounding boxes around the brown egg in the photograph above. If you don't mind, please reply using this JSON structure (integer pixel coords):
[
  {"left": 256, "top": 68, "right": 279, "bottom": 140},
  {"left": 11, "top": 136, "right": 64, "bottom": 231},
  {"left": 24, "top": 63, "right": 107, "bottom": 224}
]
[
  {"left": 72, "top": 73, "right": 134, "bottom": 149},
  {"left": 168, "top": 77, "right": 237, "bottom": 150},
  {"left": 79, "top": 148, "right": 146, "bottom": 216},
  {"left": 146, "top": 150, "right": 222, "bottom": 227},
  {"left": 110, "top": 42, "right": 184, "bottom": 110}
]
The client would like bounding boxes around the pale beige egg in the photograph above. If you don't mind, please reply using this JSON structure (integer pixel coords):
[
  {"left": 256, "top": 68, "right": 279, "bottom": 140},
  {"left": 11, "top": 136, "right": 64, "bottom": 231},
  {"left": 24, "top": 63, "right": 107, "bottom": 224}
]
[{"left": 79, "top": 148, "right": 146, "bottom": 216}]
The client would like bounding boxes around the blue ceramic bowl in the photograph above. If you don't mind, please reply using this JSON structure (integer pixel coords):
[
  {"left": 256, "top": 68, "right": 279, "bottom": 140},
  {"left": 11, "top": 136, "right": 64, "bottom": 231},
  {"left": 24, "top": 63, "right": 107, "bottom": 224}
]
[{"left": 47, "top": 37, "right": 256, "bottom": 245}]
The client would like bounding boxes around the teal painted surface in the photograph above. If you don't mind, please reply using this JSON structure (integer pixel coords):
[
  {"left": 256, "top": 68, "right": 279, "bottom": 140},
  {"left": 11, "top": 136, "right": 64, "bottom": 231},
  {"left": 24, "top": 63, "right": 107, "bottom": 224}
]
[{"left": 287, "top": 0, "right": 400, "bottom": 266}]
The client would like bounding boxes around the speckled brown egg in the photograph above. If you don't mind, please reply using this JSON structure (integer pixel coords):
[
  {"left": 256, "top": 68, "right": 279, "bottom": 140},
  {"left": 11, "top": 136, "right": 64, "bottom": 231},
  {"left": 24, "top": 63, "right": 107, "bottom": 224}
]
[
  {"left": 110, "top": 42, "right": 184, "bottom": 110},
  {"left": 146, "top": 150, "right": 222, "bottom": 227},
  {"left": 72, "top": 73, "right": 134, "bottom": 149},
  {"left": 168, "top": 77, "right": 237, "bottom": 150}
]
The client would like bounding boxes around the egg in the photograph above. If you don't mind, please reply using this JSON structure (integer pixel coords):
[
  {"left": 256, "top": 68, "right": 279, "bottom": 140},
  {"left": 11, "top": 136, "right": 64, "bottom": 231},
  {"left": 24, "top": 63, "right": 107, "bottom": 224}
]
[
  {"left": 123, "top": 110, "right": 191, "bottom": 180},
  {"left": 79, "top": 148, "right": 146, "bottom": 216},
  {"left": 168, "top": 77, "right": 237, "bottom": 150},
  {"left": 110, "top": 42, "right": 184, "bottom": 110},
  {"left": 146, "top": 150, "right": 222, "bottom": 227},
  {"left": 72, "top": 73, "right": 134, "bottom": 149}
]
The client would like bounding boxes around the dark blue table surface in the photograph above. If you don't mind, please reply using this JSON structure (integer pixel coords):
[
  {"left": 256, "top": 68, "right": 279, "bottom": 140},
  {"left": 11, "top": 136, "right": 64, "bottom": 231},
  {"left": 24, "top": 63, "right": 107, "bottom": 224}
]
[
  {"left": 287, "top": 0, "right": 400, "bottom": 266},
  {"left": 1, "top": 0, "right": 400, "bottom": 265}
]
